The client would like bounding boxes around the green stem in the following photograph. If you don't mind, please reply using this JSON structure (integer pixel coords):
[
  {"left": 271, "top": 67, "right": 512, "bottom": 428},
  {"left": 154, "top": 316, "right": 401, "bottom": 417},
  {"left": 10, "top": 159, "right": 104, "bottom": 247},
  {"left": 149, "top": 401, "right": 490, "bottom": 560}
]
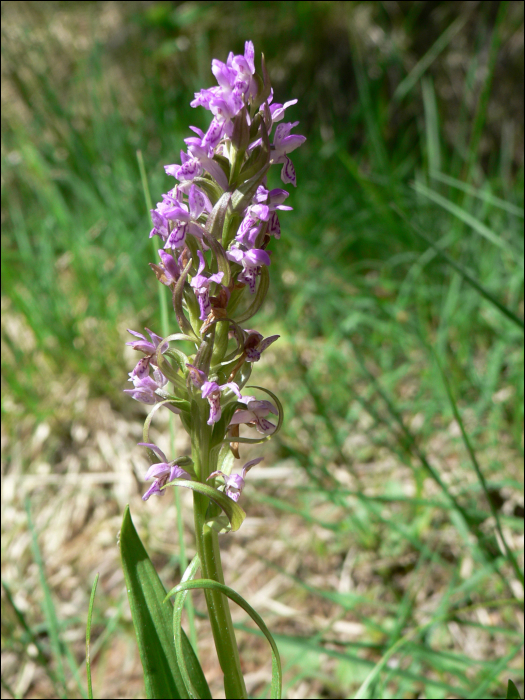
[{"left": 192, "top": 420, "right": 247, "bottom": 699}]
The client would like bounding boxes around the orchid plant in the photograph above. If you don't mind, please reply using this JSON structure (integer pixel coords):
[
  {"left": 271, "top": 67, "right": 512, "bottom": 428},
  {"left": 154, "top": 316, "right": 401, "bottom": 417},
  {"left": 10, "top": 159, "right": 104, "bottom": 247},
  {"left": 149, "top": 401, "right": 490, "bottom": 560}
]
[{"left": 116, "top": 41, "right": 305, "bottom": 699}]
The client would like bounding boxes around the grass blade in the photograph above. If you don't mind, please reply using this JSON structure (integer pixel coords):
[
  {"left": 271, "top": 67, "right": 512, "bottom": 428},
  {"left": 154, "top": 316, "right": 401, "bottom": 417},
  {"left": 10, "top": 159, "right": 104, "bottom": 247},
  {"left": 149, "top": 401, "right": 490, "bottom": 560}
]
[
  {"left": 25, "top": 499, "right": 68, "bottom": 698},
  {"left": 390, "top": 203, "right": 524, "bottom": 328},
  {"left": 85, "top": 573, "right": 99, "bottom": 700},
  {"left": 429, "top": 171, "right": 524, "bottom": 217},
  {"left": 393, "top": 11, "right": 471, "bottom": 102},
  {"left": 412, "top": 181, "right": 519, "bottom": 254},
  {"left": 431, "top": 349, "right": 524, "bottom": 587}
]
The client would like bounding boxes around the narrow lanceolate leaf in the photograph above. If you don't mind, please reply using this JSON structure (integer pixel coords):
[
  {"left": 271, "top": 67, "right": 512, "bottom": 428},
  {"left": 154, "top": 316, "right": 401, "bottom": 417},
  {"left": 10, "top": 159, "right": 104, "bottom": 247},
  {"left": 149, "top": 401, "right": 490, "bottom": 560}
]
[
  {"left": 143, "top": 400, "right": 190, "bottom": 445},
  {"left": 166, "top": 578, "right": 282, "bottom": 700},
  {"left": 198, "top": 228, "right": 231, "bottom": 287},
  {"left": 233, "top": 264, "right": 270, "bottom": 323},
  {"left": 206, "top": 191, "right": 232, "bottom": 241},
  {"left": 173, "top": 261, "right": 200, "bottom": 342},
  {"left": 252, "top": 53, "right": 272, "bottom": 112},
  {"left": 238, "top": 121, "right": 270, "bottom": 183},
  {"left": 231, "top": 162, "right": 271, "bottom": 213},
  {"left": 86, "top": 573, "right": 99, "bottom": 700},
  {"left": 169, "top": 556, "right": 202, "bottom": 699},
  {"left": 164, "top": 479, "right": 246, "bottom": 532},
  {"left": 156, "top": 355, "right": 188, "bottom": 396},
  {"left": 120, "top": 507, "right": 211, "bottom": 700},
  {"left": 192, "top": 176, "right": 223, "bottom": 205},
  {"left": 507, "top": 680, "right": 521, "bottom": 699}
]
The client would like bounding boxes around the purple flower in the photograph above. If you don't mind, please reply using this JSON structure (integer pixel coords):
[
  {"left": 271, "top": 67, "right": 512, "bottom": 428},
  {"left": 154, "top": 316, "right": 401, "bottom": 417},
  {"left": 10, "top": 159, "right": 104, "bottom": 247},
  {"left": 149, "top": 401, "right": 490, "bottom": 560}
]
[
  {"left": 149, "top": 188, "right": 186, "bottom": 241},
  {"left": 229, "top": 396, "right": 278, "bottom": 434},
  {"left": 151, "top": 249, "right": 182, "bottom": 287},
  {"left": 243, "top": 330, "right": 280, "bottom": 362},
  {"left": 138, "top": 442, "right": 191, "bottom": 501},
  {"left": 207, "top": 456, "right": 263, "bottom": 502},
  {"left": 125, "top": 41, "right": 303, "bottom": 504},
  {"left": 235, "top": 212, "right": 264, "bottom": 248},
  {"left": 188, "top": 41, "right": 259, "bottom": 161},
  {"left": 184, "top": 137, "right": 230, "bottom": 190},
  {"left": 268, "top": 97, "right": 298, "bottom": 123},
  {"left": 226, "top": 246, "right": 271, "bottom": 293},
  {"left": 162, "top": 184, "right": 209, "bottom": 249},
  {"left": 126, "top": 328, "right": 168, "bottom": 377},
  {"left": 149, "top": 209, "right": 170, "bottom": 241},
  {"left": 272, "top": 122, "right": 306, "bottom": 159},
  {"left": 165, "top": 151, "right": 203, "bottom": 182},
  {"left": 126, "top": 328, "right": 165, "bottom": 355},
  {"left": 192, "top": 40, "right": 255, "bottom": 116},
  {"left": 251, "top": 186, "right": 293, "bottom": 240},
  {"left": 235, "top": 187, "right": 292, "bottom": 246},
  {"left": 186, "top": 363, "right": 207, "bottom": 388},
  {"left": 187, "top": 364, "right": 241, "bottom": 425},
  {"left": 266, "top": 211, "right": 281, "bottom": 238},
  {"left": 124, "top": 366, "right": 180, "bottom": 414},
  {"left": 190, "top": 250, "right": 225, "bottom": 321},
  {"left": 270, "top": 121, "right": 306, "bottom": 187},
  {"left": 230, "top": 40, "right": 256, "bottom": 95}
]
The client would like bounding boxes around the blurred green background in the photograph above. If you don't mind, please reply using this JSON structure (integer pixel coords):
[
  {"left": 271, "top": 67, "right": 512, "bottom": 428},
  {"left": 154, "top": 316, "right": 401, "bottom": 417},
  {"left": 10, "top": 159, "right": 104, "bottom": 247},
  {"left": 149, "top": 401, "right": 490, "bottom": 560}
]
[{"left": 1, "top": 2, "right": 524, "bottom": 698}]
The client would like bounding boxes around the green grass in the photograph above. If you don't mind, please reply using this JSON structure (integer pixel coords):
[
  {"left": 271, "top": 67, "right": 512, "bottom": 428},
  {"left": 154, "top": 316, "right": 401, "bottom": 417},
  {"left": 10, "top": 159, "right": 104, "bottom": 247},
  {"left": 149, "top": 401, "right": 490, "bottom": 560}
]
[{"left": 1, "top": 2, "right": 523, "bottom": 699}]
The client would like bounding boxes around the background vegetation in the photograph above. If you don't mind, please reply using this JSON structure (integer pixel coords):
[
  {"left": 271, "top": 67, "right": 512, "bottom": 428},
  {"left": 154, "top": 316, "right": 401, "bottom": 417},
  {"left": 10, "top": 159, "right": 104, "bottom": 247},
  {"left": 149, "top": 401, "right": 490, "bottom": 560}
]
[{"left": 1, "top": 1, "right": 523, "bottom": 698}]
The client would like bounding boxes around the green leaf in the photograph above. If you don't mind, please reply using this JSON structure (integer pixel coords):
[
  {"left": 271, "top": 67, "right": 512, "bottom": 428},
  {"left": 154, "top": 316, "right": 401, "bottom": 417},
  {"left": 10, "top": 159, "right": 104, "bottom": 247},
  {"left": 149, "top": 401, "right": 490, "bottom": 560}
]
[
  {"left": 86, "top": 573, "right": 99, "bottom": 700},
  {"left": 238, "top": 121, "right": 270, "bottom": 184},
  {"left": 217, "top": 442, "right": 235, "bottom": 475},
  {"left": 170, "top": 557, "right": 203, "bottom": 699},
  {"left": 197, "top": 228, "right": 231, "bottom": 287},
  {"left": 507, "top": 680, "right": 522, "bottom": 699},
  {"left": 173, "top": 261, "right": 200, "bottom": 342},
  {"left": 212, "top": 153, "right": 231, "bottom": 181},
  {"left": 192, "top": 176, "right": 222, "bottom": 205},
  {"left": 156, "top": 357, "right": 187, "bottom": 393},
  {"left": 252, "top": 52, "right": 272, "bottom": 112},
  {"left": 120, "top": 506, "right": 211, "bottom": 699},
  {"left": 229, "top": 107, "right": 251, "bottom": 186},
  {"left": 159, "top": 337, "right": 192, "bottom": 370},
  {"left": 164, "top": 479, "right": 246, "bottom": 532},
  {"left": 143, "top": 400, "right": 189, "bottom": 444},
  {"left": 233, "top": 264, "right": 270, "bottom": 323},
  {"left": 232, "top": 162, "right": 271, "bottom": 213},
  {"left": 206, "top": 192, "right": 232, "bottom": 241},
  {"left": 166, "top": 578, "right": 282, "bottom": 700},
  {"left": 221, "top": 209, "right": 242, "bottom": 250}
]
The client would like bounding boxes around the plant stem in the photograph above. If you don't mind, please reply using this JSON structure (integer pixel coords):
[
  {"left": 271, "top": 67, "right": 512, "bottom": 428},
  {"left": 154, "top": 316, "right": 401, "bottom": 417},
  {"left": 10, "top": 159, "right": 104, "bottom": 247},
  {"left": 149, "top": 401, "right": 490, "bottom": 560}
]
[{"left": 192, "top": 421, "right": 247, "bottom": 699}]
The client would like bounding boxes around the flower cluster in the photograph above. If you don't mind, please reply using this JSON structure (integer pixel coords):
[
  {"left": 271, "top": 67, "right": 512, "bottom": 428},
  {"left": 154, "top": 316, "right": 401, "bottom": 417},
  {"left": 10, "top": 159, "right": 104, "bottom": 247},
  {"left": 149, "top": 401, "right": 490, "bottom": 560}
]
[{"left": 125, "top": 41, "right": 304, "bottom": 511}]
